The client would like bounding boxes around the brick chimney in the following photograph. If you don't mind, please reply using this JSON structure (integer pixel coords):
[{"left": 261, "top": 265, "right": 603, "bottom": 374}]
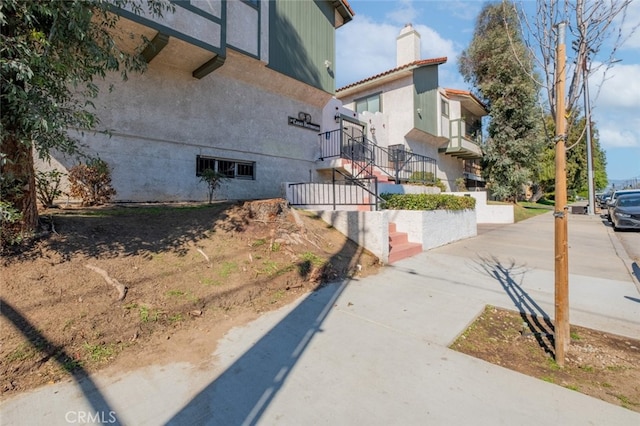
[{"left": 396, "top": 23, "right": 421, "bottom": 67}]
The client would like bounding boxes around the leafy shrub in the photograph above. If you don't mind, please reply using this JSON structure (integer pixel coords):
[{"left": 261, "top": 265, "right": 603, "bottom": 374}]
[
  {"left": 408, "top": 171, "right": 436, "bottom": 184},
  {"left": 408, "top": 171, "right": 446, "bottom": 192},
  {"left": 68, "top": 158, "right": 116, "bottom": 206},
  {"left": 0, "top": 200, "right": 24, "bottom": 249},
  {"left": 35, "top": 169, "right": 65, "bottom": 208},
  {"left": 455, "top": 177, "right": 467, "bottom": 192},
  {"left": 199, "top": 168, "right": 227, "bottom": 203},
  {"left": 0, "top": 156, "right": 28, "bottom": 248},
  {"left": 380, "top": 193, "right": 476, "bottom": 211}
]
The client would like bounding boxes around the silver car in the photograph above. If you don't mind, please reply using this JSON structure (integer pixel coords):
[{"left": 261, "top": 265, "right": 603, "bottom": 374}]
[{"left": 610, "top": 193, "right": 640, "bottom": 231}]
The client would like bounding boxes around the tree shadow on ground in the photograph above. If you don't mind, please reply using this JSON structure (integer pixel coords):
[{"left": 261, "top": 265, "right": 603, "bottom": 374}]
[
  {"left": 165, "top": 214, "right": 368, "bottom": 425},
  {"left": 5, "top": 202, "right": 235, "bottom": 262},
  {"left": 0, "top": 299, "right": 122, "bottom": 425},
  {"left": 473, "top": 255, "right": 556, "bottom": 356}
]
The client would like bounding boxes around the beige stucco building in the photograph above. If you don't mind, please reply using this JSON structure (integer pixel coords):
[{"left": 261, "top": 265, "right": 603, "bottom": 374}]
[
  {"left": 39, "top": 0, "right": 357, "bottom": 203},
  {"left": 335, "top": 24, "right": 488, "bottom": 191}
]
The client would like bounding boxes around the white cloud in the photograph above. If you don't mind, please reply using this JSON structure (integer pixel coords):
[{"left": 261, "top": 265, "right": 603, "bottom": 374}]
[
  {"left": 414, "top": 24, "right": 458, "bottom": 60},
  {"left": 434, "top": 1, "right": 483, "bottom": 22},
  {"left": 335, "top": 16, "right": 399, "bottom": 87},
  {"left": 335, "top": 15, "right": 461, "bottom": 88},
  {"left": 593, "top": 63, "right": 640, "bottom": 109},
  {"left": 619, "top": 0, "right": 640, "bottom": 50},
  {"left": 598, "top": 126, "right": 640, "bottom": 148},
  {"left": 386, "top": 0, "right": 418, "bottom": 25},
  {"left": 588, "top": 62, "right": 640, "bottom": 150}
]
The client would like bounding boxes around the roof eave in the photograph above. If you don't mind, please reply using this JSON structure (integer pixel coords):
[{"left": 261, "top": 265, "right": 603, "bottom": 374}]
[
  {"left": 336, "top": 68, "right": 414, "bottom": 98},
  {"left": 333, "top": 0, "right": 355, "bottom": 28},
  {"left": 337, "top": 58, "right": 447, "bottom": 97}
]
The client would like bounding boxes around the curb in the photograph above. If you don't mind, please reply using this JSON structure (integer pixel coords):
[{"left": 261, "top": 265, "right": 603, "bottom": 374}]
[{"left": 605, "top": 221, "right": 640, "bottom": 293}]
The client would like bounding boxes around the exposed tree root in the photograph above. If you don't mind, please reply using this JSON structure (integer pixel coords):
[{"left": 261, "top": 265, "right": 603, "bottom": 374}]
[{"left": 85, "top": 264, "right": 127, "bottom": 301}]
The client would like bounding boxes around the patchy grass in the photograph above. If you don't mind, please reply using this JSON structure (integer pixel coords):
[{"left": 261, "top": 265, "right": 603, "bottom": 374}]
[{"left": 514, "top": 202, "right": 554, "bottom": 222}]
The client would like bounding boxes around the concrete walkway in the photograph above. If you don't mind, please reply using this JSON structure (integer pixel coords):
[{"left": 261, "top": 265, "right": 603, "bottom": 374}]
[{"left": 2, "top": 212, "right": 639, "bottom": 425}]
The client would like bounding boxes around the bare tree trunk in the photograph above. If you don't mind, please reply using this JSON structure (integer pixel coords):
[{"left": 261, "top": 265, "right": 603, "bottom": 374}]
[{"left": 1, "top": 134, "right": 39, "bottom": 236}]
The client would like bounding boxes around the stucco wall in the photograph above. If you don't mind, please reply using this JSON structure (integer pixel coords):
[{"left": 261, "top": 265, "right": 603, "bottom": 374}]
[
  {"left": 46, "top": 55, "right": 329, "bottom": 202},
  {"left": 378, "top": 183, "right": 440, "bottom": 195},
  {"left": 378, "top": 185, "right": 513, "bottom": 224},
  {"left": 313, "top": 210, "right": 389, "bottom": 262},
  {"left": 311, "top": 208, "right": 477, "bottom": 264},
  {"left": 338, "top": 76, "right": 465, "bottom": 191},
  {"left": 227, "top": 0, "right": 260, "bottom": 56},
  {"left": 447, "top": 191, "right": 514, "bottom": 224}
]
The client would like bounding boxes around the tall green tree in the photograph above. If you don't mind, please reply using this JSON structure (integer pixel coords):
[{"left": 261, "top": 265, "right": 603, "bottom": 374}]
[
  {"left": 459, "top": 1, "right": 543, "bottom": 202},
  {"left": 0, "top": 0, "right": 172, "bottom": 246},
  {"left": 537, "top": 113, "right": 608, "bottom": 197}
]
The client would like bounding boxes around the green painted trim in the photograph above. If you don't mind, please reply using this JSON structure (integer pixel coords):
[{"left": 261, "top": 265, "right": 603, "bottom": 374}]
[
  {"left": 228, "top": 46, "right": 259, "bottom": 60},
  {"left": 221, "top": 0, "right": 261, "bottom": 59},
  {"left": 257, "top": 0, "right": 261, "bottom": 60},
  {"left": 141, "top": 33, "right": 169, "bottom": 63},
  {"left": 113, "top": 7, "right": 224, "bottom": 57},
  {"left": 175, "top": 1, "right": 223, "bottom": 22},
  {"left": 240, "top": 0, "right": 260, "bottom": 10},
  {"left": 193, "top": 55, "right": 226, "bottom": 79}
]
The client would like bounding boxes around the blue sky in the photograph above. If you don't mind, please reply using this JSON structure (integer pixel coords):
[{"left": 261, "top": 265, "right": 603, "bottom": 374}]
[{"left": 335, "top": 0, "right": 640, "bottom": 185}]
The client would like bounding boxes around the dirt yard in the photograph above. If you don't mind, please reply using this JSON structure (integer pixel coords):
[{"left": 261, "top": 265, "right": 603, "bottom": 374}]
[
  {"left": 450, "top": 305, "right": 640, "bottom": 412},
  {"left": 0, "top": 199, "right": 381, "bottom": 397}
]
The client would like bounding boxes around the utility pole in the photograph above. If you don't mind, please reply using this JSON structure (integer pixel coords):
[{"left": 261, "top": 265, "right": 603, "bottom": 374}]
[
  {"left": 584, "top": 56, "right": 595, "bottom": 215},
  {"left": 554, "top": 22, "right": 570, "bottom": 367}
]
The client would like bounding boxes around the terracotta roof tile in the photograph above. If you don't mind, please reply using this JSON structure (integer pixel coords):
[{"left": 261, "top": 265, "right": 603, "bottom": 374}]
[
  {"left": 337, "top": 57, "right": 447, "bottom": 92},
  {"left": 443, "top": 88, "right": 487, "bottom": 110},
  {"left": 341, "top": 0, "right": 355, "bottom": 18}
]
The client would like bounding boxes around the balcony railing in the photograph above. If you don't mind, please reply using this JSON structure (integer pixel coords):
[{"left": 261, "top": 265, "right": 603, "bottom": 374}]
[
  {"left": 319, "top": 129, "right": 437, "bottom": 184},
  {"left": 287, "top": 170, "right": 380, "bottom": 210}
]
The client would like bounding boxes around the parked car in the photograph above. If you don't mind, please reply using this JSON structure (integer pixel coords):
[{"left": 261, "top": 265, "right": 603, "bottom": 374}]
[
  {"left": 597, "top": 192, "right": 611, "bottom": 208},
  {"left": 610, "top": 193, "right": 640, "bottom": 231},
  {"left": 607, "top": 189, "right": 640, "bottom": 220}
]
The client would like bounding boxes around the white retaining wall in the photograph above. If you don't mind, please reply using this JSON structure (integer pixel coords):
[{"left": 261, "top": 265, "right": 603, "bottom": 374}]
[
  {"left": 311, "top": 208, "right": 476, "bottom": 264},
  {"left": 446, "top": 191, "right": 514, "bottom": 224},
  {"left": 379, "top": 184, "right": 514, "bottom": 224}
]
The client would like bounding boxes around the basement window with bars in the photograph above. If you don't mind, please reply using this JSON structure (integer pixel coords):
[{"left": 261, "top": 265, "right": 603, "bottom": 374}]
[{"left": 196, "top": 155, "right": 255, "bottom": 179}]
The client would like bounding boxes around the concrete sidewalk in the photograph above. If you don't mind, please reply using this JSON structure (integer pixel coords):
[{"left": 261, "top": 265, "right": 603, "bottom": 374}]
[{"left": 2, "top": 212, "right": 639, "bottom": 425}]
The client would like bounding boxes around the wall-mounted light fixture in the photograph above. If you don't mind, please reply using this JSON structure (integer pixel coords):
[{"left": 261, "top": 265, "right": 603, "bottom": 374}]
[
  {"left": 416, "top": 108, "right": 422, "bottom": 115},
  {"left": 298, "top": 111, "right": 312, "bottom": 123},
  {"left": 324, "top": 60, "right": 332, "bottom": 69},
  {"left": 370, "top": 126, "right": 376, "bottom": 136},
  {"left": 334, "top": 113, "right": 341, "bottom": 123}
]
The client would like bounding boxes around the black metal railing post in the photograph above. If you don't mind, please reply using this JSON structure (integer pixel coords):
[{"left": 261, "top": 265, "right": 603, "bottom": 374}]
[{"left": 319, "top": 128, "right": 438, "bottom": 185}]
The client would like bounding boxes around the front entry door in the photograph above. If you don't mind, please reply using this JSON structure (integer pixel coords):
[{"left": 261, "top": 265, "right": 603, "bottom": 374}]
[{"left": 341, "top": 120, "right": 366, "bottom": 161}]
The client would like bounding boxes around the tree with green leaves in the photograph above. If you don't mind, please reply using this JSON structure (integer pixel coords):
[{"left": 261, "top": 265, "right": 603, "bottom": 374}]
[
  {"left": 0, "top": 0, "right": 173, "bottom": 247},
  {"left": 537, "top": 113, "right": 608, "bottom": 198},
  {"left": 459, "top": 1, "right": 543, "bottom": 202}
]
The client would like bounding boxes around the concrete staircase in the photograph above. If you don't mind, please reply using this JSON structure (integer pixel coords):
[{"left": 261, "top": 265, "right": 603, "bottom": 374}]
[
  {"left": 388, "top": 222, "right": 423, "bottom": 264},
  {"left": 341, "top": 159, "right": 392, "bottom": 183}
]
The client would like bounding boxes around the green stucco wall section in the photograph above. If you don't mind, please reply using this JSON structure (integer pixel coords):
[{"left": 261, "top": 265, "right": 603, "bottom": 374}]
[
  {"left": 413, "top": 66, "right": 439, "bottom": 135},
  {"left": 268, "top": 0, "right": 335, "bottom": 93}
]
